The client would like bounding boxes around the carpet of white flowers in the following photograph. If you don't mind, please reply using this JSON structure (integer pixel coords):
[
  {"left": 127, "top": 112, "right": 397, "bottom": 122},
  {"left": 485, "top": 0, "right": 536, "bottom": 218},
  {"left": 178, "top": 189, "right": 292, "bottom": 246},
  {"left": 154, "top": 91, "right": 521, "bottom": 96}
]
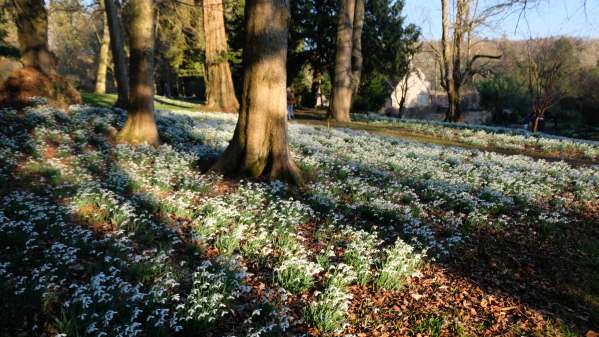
[
  {"left": 1, "top": 103, "right": 598, "bottom": 336},
  {"left": 352, "top": 114, "right": 599, "bottom": 161}
]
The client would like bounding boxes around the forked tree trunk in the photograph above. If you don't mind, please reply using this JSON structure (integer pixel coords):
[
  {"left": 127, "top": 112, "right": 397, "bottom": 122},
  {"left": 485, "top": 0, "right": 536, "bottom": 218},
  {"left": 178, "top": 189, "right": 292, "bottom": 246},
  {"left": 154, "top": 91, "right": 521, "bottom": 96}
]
[
  {"left": 330, "top": 0, "right": 356, "bottom": 122},
  {"left": 203, "top": 0, "right": 240, "bottom": 112},
  {"left": 0, "top": 0, "right": 80, "bottom": 108},
  {"left": 351, "top": 0, "right": 364, "bottom": 94},
  {"left": 95, "top": 5, "right": 110, "bottom": 94},
  {"left": 212, "top": 0, "right": 301, "bottom": 184},
  {"left": 116, "top": 0, "right": 159, "bottom": 146},
  {"left": 104, "top": 0, "right": 129, "bottom": 108}
]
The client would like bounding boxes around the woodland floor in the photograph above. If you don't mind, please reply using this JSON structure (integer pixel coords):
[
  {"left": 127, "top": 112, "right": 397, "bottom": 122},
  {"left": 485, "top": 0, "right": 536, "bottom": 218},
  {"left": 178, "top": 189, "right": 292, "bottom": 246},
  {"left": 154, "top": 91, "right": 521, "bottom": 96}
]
[{"left": 2, "top": 96, "right": 597, "bottom": 337}]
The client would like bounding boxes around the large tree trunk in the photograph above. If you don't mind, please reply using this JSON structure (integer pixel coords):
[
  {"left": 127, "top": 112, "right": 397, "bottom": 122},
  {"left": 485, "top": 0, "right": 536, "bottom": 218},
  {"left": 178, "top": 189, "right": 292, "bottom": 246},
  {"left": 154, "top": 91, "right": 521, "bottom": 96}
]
[
  {"left": 116, "top": 0, "right": 159, "bottom": 146},
  {"left": 330, "top": 0, "right": 356, "bottom": 122},
  {"left": 95, "top": 5, "right": 110, "bottom": 94},
  {"left": 14, "top": 0, "right": 53, "bottom": 74},
  {"left": 351, "top": 0, "right": 364, "bottom": 94},
  {"left": 104, "top": 0, "right": 129, "bottom": 109},
  {"left": 203, "top": 0, "right": 240, "bottom": 113},
  {"left": 212, "top": 0, "right": 301, "bottom": 184},
  {"left": 0, "top": 0, "right": 81, "bottom": 109}
]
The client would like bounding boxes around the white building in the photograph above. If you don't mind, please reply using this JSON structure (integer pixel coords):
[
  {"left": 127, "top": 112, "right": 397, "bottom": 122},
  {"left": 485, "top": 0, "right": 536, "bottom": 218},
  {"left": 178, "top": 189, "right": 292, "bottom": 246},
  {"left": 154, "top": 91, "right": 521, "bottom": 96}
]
[{"left": 384, "top": 68, "right": 431, "bottom": 112}]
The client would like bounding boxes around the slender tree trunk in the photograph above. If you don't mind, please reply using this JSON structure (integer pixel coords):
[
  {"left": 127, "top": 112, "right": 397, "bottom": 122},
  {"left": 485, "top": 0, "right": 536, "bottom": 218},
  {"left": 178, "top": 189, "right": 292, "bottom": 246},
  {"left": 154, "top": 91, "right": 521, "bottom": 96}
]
[
  {"left": 212, "top": 0, "right": 301, "bottom": 184},
  {"left": 203, "top": 0, "right": 240, "bottom": 112},
  {"left": 398, "top": 73, "right": 409, "bottom": 115},
  {"left": 441, "top": 0, "right": 456, "bottom": 122},
  {"left": 0, "top": 0, "right": 80, "bottom": 108},
  {"left": 95, "top": 5, "right": 110, "bottom": 94},
  {"left": 330, "top": 0, "right": 356, "bottom": 122},
  {"left": 116, "top": 0, "right": 159, "bottom": 146},
  {"left": 104, "top": 0, "right": 129, "bottom": 108},
  {"left": 351, "top": 0, "right": 364, "bottom": 95},
  {"left": 309, "top": 69, "right": 320, "bottom": 108}
]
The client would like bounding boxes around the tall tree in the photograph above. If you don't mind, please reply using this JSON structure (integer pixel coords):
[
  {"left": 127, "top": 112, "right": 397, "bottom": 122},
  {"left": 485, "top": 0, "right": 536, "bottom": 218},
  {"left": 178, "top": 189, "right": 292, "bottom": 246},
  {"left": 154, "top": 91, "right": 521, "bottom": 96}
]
[
  {"left": 520, "top": 38, "right": 578, "bottom": 132},
  {"left": 359, "top": 0, "right": 420, "bottom": 112},
  {"left": 351, "top": 0, "right": 364, "bottom": 94},
  {"left": 0, "top": 0, "right": 80, "bottom": 108},
  {"left": 95, "top": 3, "right": 110, "bottom": 95},
  {"left": 212, "top": 0, "right": 301, "bottom": 184},
  {"left": 203, "top": 0, "right": 240, "bottom": 112},
  {"left": 116, "top": 0, "right": 159, "bottom": 145},
  {"left": 436, "top": 0, "right": 517, "bottom": 122},
  {"left": 330, "top": 0, "right": 356, "bottom": 122},
  {"left": 104, "top": 0, "right": 129, "bottom": 108}
]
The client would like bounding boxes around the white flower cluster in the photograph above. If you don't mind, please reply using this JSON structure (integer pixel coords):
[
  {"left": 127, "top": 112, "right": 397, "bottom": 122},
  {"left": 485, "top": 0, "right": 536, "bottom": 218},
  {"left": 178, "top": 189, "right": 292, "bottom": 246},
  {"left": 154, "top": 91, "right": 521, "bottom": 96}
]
[
  {"left": 1, "top": 103, "right": 596, "bottom": 336},
  {"left": 353, "top": 114, "right": 599, "bottom": 160}
]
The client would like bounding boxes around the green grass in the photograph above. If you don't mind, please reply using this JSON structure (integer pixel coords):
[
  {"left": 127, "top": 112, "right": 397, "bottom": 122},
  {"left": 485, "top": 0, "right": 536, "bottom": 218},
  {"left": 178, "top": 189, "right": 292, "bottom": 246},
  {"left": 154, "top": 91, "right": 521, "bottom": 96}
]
[{"left": 81, "top": 92, "right": 207, "bottom": 113}]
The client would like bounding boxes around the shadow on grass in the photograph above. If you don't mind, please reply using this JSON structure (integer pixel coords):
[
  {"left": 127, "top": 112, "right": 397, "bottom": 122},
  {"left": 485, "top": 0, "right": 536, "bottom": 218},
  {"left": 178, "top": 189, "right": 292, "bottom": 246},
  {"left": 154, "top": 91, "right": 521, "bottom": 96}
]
[
  {"left": 0, "top": 106, "right": 275, "bottom": 336},
  {"left": 1, "top": 104, "right": 597, "bottom": 336},
  {"left": 293, "top": 142, "right": 599, "bottom": 334}
]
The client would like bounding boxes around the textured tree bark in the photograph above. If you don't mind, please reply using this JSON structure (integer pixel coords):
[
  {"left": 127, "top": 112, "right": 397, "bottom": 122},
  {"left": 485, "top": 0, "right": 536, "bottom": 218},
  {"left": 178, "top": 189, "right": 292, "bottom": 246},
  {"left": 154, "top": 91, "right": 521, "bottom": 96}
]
[
  {"left": 13, "top": 0, "right": 54, "bottom": 75},
  {"left": 0, "top": 0, "right": 80, "bottom": 109},
  {"left": 104, "top": 0, "right": 129, "bottom": 109},
  {"left": 203, "top": 0, "right": 240, "bottom": 113},
  {"left": 95, "top": 5, "right": 110, "bottom": 95},
  {"left": 351, "top": 0, "right": 364, "bottom": 95},
  {"left": 441, "top": 0, "right": 458, "bottom": 122},
  {"left": 330, "top": 0, "right": 356, "bottom": 122},
  {"left": 212, "top": 0, "right": 301, "bottom": 184},
  {"left": 116, "top": 0, "right": 159, "bottom": 146}
]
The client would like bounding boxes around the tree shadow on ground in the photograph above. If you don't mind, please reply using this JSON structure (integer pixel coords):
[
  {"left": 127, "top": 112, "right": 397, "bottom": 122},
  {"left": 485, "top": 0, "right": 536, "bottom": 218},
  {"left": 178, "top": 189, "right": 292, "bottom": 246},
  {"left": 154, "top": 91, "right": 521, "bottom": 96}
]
[
  {"left": 292, "top": 139, "right": 599, "bottom": 334},
  {"left": 0, "top": 106, "right": 282, "bottom": 336},
  {"left": 2, "top": 104, "right": 597, "bottom": 336}
]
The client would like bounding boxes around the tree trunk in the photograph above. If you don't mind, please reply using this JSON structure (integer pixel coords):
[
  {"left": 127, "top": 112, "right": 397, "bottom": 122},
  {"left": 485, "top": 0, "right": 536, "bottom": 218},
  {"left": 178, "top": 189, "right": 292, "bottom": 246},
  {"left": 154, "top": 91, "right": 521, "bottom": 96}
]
[
  {"left": 441, "top": 0, "right": 456, "bottom": 122},
  {"left": 330, "top": 0, "right": 356, "bottom": 122},
  {"left": 95, "top": 5, "right": 110, "bottom": 94},
  {"left": 203, "top": 0, "right": 240, "bottom": 113},
  {"left": 446, "top": 87, "right": 461, "bottom": 122},
  {"left": 351, "top": 0, "right": 364, "bottom": 95},
  {"left": 309, "top": 69, "right": 320, "bottom": 108},
  {"left": 398, "top": 73, "right": 409, "bottom": 115},
  {"left": 13, "top": 0, "right": 54, "bottom": 75},
  {"left": 116, "top": 0, "right": 159, "bottom": 146},
  {"left": 212, "top": 0, "right": 301, "bottom": 184},
  {"left": 0, "top": 0, "right": 80, "bottom": 108},
  {"left": 104, "top": 0, "right": 129, "bottom": 109}
]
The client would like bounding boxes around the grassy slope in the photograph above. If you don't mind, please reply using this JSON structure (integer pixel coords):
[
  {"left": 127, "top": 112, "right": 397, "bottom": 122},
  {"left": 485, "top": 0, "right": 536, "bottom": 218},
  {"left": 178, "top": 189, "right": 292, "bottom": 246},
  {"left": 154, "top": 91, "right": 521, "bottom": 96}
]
[
  {"left": 81, "top": 92, "right": 207, "bottom": 113},
  {"left": 82, "top": 94, "right": 597, "bottom": 165}
]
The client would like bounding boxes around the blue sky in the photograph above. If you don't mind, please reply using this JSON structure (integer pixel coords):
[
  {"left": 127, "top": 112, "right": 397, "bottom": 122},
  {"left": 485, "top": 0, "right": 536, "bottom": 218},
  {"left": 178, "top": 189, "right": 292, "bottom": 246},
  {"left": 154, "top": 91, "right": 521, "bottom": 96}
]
[{"left": 404, "top": 0, "right": 599, "bottom": 40}]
